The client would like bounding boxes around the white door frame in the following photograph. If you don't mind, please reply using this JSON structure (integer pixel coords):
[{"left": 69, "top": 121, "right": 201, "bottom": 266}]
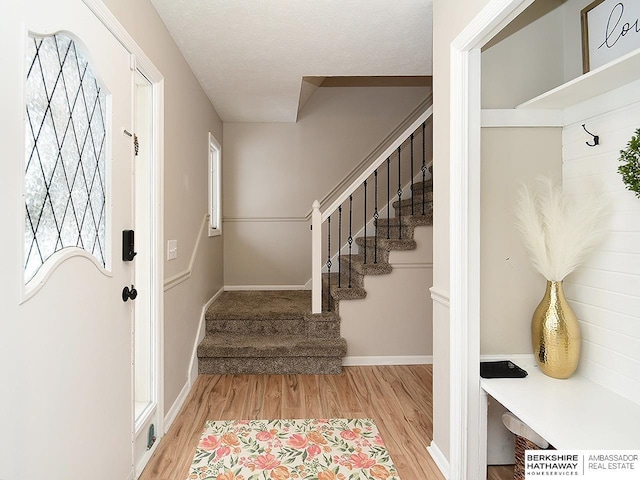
[
  {"left": 81, "top": 0, "right": 165, "bottom": 473},
  {"left": 448, "top": 0, "right": 534, "bottom": 479}
]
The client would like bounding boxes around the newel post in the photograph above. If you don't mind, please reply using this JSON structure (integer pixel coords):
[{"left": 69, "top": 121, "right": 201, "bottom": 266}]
[{"left": 311, "top": 200, "right": 322, "bottom": 314}]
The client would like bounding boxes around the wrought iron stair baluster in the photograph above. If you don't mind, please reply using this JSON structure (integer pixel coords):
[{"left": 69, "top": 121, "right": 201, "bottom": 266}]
[
  {"left": 387, "top": 157, "right": 390, "bottom": 240},
  {"left": 422, "top": 122, "right": 427, "bottom": 216},
  {"left": 397, "top": 146, "right": 402, "bottom": 240},
  {"left": 338, "top": 206, "right": 342, "bottom": 288},
  {"left": 363, "top": 180, "right": 367, "bottom": 264},
  {"left": 348, "top": 195, "right": 353, "bottom": 288},
  {"left": 411, "top": 133, "right": 415, "bottom": 216},
  {"left": 326, "top": 215, "right": 331, "bottom": 312},
  {"left": 374, "top": 170, "right": 379, "bottom": 264}
]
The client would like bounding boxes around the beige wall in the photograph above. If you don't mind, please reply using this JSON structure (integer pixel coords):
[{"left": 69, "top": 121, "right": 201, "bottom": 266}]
[
  {"left": 223, "top": 86, "right": 429, "bottom": 287},
  {"left": 340, "top": 227, "right": 433, "bottom": 359},
  {"left": 480, "top": 127, "right": 562, "bottom": 354},
  {"left": 103, "top": 0, "right": 224, "bottom": 410}
]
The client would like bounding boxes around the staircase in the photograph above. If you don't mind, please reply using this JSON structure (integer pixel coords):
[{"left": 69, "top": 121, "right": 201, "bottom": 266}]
[{"left": 197, "top": 179, "right": 433, "bottom": 375}]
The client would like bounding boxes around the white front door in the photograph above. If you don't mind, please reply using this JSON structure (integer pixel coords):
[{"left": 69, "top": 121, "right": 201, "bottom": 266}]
[{"left": 1, "top": 1, "right": 135, "bottom": 479}]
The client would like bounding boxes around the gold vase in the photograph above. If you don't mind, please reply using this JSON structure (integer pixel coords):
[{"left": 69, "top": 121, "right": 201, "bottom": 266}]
[{"left": 531, "top": 280, "right": 581, "bottom": 379}]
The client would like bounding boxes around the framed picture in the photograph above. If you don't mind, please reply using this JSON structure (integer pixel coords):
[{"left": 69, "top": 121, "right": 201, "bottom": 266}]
[{"left": 581, "top": 0, "right": 640, "bottom": 73}]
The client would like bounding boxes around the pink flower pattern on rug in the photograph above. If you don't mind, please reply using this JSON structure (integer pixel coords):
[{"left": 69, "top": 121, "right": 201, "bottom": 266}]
[{"left": 188, "top": 418, "right": 400, "bottom": 480}]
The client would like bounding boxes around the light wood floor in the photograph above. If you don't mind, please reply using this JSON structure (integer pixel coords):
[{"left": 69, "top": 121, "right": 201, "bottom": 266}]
[{"left": 139, "top": 365, "right": 513, "bottom": 480}]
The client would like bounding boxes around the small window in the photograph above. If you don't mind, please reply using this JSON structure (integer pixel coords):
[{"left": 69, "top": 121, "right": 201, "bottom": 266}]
[{"left": 208, "top": 132, "right": 221, "bottom": 237}]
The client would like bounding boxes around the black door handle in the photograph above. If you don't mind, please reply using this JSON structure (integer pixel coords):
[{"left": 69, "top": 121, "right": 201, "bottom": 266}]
[{"left": 122, "top": 285, "right": 138, "bottom": 302}]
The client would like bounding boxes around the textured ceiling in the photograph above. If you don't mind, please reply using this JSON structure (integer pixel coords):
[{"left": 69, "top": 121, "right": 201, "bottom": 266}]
[{"left": 150, "top": 0, "right": 433, "bottom": 122}]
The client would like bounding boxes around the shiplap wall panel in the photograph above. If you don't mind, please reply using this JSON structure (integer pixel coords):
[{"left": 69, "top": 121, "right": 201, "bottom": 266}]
[
  {"left": 566, "top": 284, "right": 640, "bottom": 320},
  {"left": 562, "top": 93, "right": 640, "bottom": 404}
]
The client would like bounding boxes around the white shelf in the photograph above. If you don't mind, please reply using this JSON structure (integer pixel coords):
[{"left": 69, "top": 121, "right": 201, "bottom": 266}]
[
  {"left": 481, "top": 358, "right": 640, "bottom": 450},
  {"left": 517, "top": 47, "right": 640, "bottom": 111}
]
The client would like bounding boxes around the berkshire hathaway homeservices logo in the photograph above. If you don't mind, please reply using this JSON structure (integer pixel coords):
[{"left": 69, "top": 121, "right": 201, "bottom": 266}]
[{"left": 525, "top": 451, "right": 639, "bottom": 479}]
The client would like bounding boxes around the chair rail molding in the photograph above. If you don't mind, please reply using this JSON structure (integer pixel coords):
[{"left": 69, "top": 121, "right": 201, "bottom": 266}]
[{"left": 448, "top": 0, "right": 534, "bottom": 479}]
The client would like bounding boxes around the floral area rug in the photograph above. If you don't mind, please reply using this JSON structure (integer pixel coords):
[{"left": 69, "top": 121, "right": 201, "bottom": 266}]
[{"left": 188, "top": 418, "right": 400, "bottom": 480}]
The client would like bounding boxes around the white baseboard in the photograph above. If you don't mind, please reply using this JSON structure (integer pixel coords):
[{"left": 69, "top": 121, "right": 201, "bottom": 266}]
[
  {"left": 164, "top": 380, "right": 190, "bottom": 431},
  {"left": 189, "top": 287, "right": 225, "bottom": 385},
  {"left": 427, "top": 441, "right": 450, "bottom": 480},
  {"left": 343, "top": 355, "right": 432, "bottom": 366},
  {"left": 224, "top": 284, "right": 310, "bottom": 291}
]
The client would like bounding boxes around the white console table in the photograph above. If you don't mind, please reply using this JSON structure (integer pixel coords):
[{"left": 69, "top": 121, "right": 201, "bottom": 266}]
[{"left": 480, "top": 358, "right": 640, "bottom": 474}]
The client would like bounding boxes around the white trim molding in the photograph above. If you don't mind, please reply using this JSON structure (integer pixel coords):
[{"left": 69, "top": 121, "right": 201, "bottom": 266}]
[
  {"left": 481, "top": 109, "right": 563, "bottom": 127},
  {"left": 430, "top": 287, "right": 450, "bottom": 308},
  {"left": 164, "top": 214, "right": 208, "bottom": 291},
  {"left": 342, "top": 355, "right": 433, "bottom": 366},
  {"left": 189, "top": 287, "right": 225, "bottom": 385},
  {"left": 225, "top": 284, "right": 310, "bottom": 291},
  {"left": 163, "top": 380, "right": 190, "bottom": 431},
  {"left": 223, "top": 216, "right": 308, "bottom": 223},
  {"left": 449, "top": 1, "right": 535, "bottom": 479},
  {"left": 427, "top": 441, "right": 450, "bottom": 480}
]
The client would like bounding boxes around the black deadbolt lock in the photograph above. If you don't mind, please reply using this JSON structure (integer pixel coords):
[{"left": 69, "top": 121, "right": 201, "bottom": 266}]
[{"left": 122, "top": 230, "right": 137, "bottom": 262}]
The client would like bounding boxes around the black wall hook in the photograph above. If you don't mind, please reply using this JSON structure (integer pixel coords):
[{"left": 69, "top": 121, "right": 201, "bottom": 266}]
[{"left": 582, "top": 124, "right": 599, "bottom": 147}]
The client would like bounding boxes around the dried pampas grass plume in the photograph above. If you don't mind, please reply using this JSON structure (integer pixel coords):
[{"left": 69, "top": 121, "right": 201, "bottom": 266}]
[{"left": 515, "top": 177, "right": 608, "bottom": 281}]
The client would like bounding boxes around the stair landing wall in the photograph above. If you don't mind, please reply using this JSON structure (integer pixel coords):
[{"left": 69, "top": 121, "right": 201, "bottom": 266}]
[{"left": 339, "top": 226, "right": 433, "bottom": 362}]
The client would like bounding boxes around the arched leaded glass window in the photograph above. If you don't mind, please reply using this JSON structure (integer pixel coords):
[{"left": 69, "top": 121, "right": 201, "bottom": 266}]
[{"left": 24, "top": 33, "right": 107, "bottom": 283}]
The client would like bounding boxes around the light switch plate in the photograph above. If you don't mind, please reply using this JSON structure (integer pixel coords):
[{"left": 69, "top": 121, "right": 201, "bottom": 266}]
[{"left": 167, "top": 240, "right": 177, "bottom": 260}]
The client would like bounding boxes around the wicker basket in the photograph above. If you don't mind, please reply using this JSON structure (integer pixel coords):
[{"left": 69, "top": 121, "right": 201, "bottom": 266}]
[{"left": 513, "top": 434, "right": 555, "bottom": 480}]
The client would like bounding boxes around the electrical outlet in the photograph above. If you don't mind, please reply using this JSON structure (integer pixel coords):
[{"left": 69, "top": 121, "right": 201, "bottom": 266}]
[{"left": 167, "top": 240, "right": 177, "bottom": 260}]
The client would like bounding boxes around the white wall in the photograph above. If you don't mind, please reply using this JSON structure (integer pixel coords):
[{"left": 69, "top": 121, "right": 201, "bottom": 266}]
[
  {"left": 482, "top": 0, "right": 566, "bottom": 109},
  {"left": 480, "top": 127, "right": 562, "bottom": 355},
  {"left": 562, "top": 81, "right": 640, "bottom": 404},
  {"left": 223, "top": 85, "right": 430, "bottom": 287},
  {"left": 102, "top": 0, "right": 225, "bottom": 410}
]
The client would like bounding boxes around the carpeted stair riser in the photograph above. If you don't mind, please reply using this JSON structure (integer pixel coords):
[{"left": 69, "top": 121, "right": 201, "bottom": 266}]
[
  {"left": 206, "top": 318, "right": 306, "bottom": 336},
  {"left": 396, "top": 204, "right": 433, "bottom": 219},
  {"left": 411, "top": 179, "right": 433, "bottom": 193},
  {"left": 198, "top": 334, "right": 347, "bottom": 375},
  {"left": 324, "top": 270, "right": 364, "bottom": 291},
  {"left": 199, "top": 334, "right": 347, "bottom": 357},
  {"left": 199, "top": 356, "right": 344, "bottom": 375},
  {"left": 304, "top": 312, "right": 342, "bottom": 338}
]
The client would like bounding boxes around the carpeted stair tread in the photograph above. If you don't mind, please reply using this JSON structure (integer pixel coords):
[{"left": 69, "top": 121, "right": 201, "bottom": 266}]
[
  {"left": 198, "top": 334, "right": 347, "bottom": 358},
  {"left": 411, "top": 179, "right": 433, "bottom": 193},
  {"left": 206, "top": 290, "right": 310, "bottom": 320},
  {"left": 392, "top": 194, "right": 434, "bottom": 210},
  {"left": 324, "top": 270, "right": 365, "bottom": 289},
  {"left": 355, "top": 236, "right": 417, "bottom": 251},
  {"left": 339, "top": 254, "right": 392, "bottom": 275},
  {"left": 377, "top": 215, "right": 433, "bottom": 228}
]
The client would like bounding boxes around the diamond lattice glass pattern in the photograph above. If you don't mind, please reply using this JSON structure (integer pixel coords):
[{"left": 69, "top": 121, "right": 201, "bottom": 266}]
[{"left": 24, "top": 34, "right": 107, "bottom": 282}]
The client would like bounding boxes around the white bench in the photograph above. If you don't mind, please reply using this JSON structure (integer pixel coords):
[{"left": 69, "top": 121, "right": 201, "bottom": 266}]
[{"left": 480, "top": 357, "right": 640, "bottom": 472}]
